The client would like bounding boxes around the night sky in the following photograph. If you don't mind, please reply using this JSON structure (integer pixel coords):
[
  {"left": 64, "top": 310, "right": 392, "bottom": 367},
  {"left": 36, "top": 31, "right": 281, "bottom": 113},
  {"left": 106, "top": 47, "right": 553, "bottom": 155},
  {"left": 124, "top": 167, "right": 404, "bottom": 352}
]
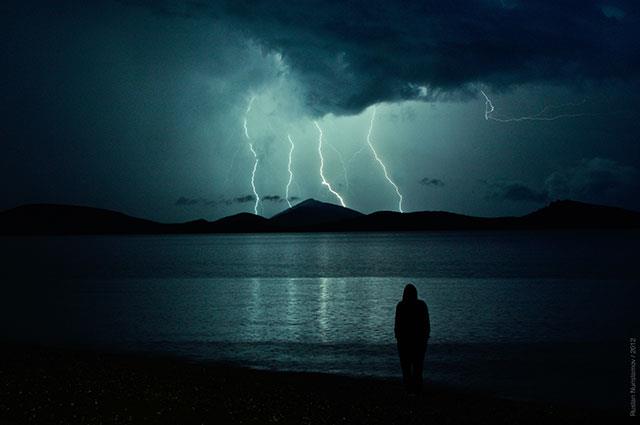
[{"left": 2, "top": 0, "right": 639, "bottom": 222}]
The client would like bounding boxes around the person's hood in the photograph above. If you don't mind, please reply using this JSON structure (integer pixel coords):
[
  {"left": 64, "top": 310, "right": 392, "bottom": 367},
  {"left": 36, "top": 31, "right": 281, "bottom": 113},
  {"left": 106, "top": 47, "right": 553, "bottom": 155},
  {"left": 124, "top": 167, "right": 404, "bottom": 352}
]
[{"left": 402, "top": 284, "right": 418, "bottom": 302}]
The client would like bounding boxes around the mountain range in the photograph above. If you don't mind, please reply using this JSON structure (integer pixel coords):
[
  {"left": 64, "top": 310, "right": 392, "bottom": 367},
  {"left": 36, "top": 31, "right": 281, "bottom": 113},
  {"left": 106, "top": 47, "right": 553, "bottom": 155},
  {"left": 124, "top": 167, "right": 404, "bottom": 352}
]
[{"left": 0, "top": 199, "right": 639, "bottom": 235}]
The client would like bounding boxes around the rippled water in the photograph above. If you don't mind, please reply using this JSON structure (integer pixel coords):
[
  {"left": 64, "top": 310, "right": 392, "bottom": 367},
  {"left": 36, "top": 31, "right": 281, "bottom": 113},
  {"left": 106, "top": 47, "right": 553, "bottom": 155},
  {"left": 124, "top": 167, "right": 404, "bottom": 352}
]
[{"left": 1, "top": 230, "right": 638, "bottom": 408}]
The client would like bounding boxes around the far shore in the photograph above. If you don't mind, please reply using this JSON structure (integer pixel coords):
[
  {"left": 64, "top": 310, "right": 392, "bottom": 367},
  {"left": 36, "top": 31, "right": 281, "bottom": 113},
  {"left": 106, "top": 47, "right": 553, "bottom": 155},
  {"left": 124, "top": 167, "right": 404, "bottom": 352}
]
[{"left": 0, "top": 344, "right": 616, "bottom": 424}]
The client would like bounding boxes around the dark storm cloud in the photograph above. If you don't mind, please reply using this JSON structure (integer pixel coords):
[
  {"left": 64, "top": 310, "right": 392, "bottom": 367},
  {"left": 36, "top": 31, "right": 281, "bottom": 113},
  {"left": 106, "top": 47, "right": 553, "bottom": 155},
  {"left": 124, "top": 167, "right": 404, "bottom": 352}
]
[
  {"left": 132, "top": 0, "right": 640, "bottom": 115},
  {"left": 175, "top": 196, "right": 199, "bottom": 206},
  {"left": 247, "top": 194, "right": 299, "bottom": 203},
  {"left": 545, "top": 158, "right": 639, "bottom": 206},
  {"left": 485, "top": 158, "right": 640, "bottom": 208},
  {"left": 485, "top": 181, "right": 549, "bottom": 203},
  {"left": 174, "top": 194, "right": 299, "bottom": 209},
  {"left": 262, "top": 195, "right": 283, "bottom": 203},
  {"left": 419, "top": 178, "right": 445, "bottom": 188},
  {"left": 234, "top": 195, "right": 255, "bottom": 204},
  {"left": 3, "top": 1, "right": 639, "bottom": 221},
  {"left": 175, "top": 195, "right": 256, "bottom": 207}
]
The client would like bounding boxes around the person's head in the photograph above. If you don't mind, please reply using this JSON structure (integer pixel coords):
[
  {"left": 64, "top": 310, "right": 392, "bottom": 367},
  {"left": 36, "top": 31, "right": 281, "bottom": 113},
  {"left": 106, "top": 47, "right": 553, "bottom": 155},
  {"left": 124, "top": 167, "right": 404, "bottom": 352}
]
[{"left": 402, "top": 283, "right": 418, "bottom": 302}]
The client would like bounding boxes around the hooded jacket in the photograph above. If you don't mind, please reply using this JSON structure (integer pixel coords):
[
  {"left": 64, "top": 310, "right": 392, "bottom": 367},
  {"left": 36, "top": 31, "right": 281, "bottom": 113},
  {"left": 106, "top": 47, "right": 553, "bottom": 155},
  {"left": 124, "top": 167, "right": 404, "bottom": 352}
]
[{"left": 394, "top": 284, "right": 430, "bottom": 343}]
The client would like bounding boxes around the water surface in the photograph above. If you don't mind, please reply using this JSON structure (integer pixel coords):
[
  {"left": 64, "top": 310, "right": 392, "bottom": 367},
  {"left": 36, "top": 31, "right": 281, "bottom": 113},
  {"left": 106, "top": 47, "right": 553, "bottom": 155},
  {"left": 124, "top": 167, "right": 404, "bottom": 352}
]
[{"left": 1, "top": 230, "right": 638, "bottom": 409}]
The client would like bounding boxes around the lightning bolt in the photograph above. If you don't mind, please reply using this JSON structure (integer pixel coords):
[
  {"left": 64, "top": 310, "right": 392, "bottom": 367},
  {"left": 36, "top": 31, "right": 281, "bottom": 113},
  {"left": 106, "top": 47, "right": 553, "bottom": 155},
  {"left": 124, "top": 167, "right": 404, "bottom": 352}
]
[
  {"left": 243, "top": 96, "right": 260, "bottom": 215},
  {"left": 285, "top": 134, "right": 295, "bottom": 208},
  {"left": 347, "top": 144, "right": 368, "bottom": 167},
  {"left": 243, "top": 96, "right": 254, "bottom": 139},
  {"left": 366, "top": 106, "right": 404, "bottom": 213},
  {"left": 480, "top": 90, "right": 589, "bottom": 122},
  {"left": 326, "top": 142, "right": 349, "bottom": 192},
  {"left": 481, "top": 90, "right": 495, "bottom": 120},
  {"left": 313, "top": 121, "right": 347, "bottom": 207}
]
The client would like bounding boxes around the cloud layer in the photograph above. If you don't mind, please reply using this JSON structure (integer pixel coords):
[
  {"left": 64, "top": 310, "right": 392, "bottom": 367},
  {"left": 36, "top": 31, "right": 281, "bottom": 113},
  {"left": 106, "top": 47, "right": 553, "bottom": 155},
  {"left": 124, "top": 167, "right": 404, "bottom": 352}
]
[
  {"left": 175, "top": 194, "right": 299, "bottom": 207},
  {"left": 420, "top": 177, "right": 445, "bottom": 188},
  {"left": 135, "top": 0, "right": 640, "bottom": 115},
  {"left": 486, "top": 158, "right": 639, "bottom": 208}
]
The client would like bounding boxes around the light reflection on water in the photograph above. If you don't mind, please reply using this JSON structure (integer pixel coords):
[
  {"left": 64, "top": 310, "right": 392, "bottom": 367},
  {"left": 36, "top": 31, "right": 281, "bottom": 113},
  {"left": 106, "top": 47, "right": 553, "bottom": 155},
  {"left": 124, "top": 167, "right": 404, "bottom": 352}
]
[
  {"left": 67, "top": 276, "right": 632, "bottom": 346},
  {"left": 1, "top": 231, "right": 638, "bottom": 408}
]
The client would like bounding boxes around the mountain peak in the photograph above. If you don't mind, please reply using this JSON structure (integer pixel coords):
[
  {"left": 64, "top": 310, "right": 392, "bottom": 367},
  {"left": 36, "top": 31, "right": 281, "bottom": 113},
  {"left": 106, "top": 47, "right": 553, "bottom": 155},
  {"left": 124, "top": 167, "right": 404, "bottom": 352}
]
[
  {"left": 524, "top": 199, "right": 640, "bottom": 228},
  {"left": 290, "top": 198, "right": 334, "bottom": 209},
  {"left": 270, "top": 198, "right": 364, "bottom": 227}
]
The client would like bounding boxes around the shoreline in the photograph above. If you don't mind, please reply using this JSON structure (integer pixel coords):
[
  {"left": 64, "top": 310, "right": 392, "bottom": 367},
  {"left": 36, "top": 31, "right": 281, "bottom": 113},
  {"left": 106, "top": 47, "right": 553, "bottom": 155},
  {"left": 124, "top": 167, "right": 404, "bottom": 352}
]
[{"left": 0, "top": 344, "right": 617, "bottom": 424}]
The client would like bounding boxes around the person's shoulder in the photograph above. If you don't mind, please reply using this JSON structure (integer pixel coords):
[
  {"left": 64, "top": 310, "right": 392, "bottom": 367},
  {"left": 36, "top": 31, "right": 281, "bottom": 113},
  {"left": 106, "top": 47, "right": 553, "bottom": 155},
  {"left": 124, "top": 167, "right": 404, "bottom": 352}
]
[{"left": 418, "top": 299, "right": 427, "bottom": 309}]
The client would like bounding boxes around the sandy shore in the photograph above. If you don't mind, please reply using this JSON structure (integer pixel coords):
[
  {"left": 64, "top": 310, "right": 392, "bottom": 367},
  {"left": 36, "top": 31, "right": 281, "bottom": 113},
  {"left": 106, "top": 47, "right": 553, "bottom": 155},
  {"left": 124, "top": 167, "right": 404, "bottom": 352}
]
[{"left": 0, "top": 344, "right": 616, "bottom": 424}]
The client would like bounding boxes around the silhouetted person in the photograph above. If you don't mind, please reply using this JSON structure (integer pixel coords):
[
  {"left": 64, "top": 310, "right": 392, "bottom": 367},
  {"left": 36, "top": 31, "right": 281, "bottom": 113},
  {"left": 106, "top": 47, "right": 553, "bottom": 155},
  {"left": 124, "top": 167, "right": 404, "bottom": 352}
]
[{"left": 394, "top": 283, "right": 430, "bottom": 394}]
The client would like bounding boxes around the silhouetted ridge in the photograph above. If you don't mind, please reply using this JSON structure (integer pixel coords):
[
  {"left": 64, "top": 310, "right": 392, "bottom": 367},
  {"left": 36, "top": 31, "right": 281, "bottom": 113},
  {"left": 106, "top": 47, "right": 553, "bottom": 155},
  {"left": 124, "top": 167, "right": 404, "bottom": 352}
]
[
  {"left": 339, "top": 210, "right": 501, "bottom": 231},
  {"left": 211, "top": 213, "right": 271, "bottom": 232},
  {"left": 0, "top": 204, "right": 161, "bottom": 235},
  {"left": 270, "top": 198, "right": 364, "bottom": 228},
  {"left": 522, "top": 199, "right": 640, "bottom": 228},
  {"left": 1, "top": 199, "right": 638, "bottom": 235}
]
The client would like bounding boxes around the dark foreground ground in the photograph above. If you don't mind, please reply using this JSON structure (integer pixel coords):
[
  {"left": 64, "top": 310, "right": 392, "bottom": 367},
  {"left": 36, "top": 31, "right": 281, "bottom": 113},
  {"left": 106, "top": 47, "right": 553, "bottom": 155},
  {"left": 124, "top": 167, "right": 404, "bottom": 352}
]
[{"left": 0, "top": 345, "right": 617, "bottom": 424}]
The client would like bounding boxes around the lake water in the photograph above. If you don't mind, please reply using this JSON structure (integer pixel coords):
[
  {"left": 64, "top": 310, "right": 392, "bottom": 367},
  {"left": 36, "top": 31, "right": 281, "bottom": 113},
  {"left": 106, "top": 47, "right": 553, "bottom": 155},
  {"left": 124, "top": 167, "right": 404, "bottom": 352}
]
[{"left": 1, "top": 230, "right": 638, "bottom": 409}]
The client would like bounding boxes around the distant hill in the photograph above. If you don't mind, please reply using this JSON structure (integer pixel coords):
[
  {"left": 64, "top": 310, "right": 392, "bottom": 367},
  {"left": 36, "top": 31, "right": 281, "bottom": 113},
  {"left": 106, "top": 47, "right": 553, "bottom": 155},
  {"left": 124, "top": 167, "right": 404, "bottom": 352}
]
[
  {"left": 521, "top": 200, "right": 640, "bottom": 228},
  {"left": 1, "top": 199, "right": 638, "bottom": 235},
  {"left": 209, "top": 212, "right": 271, "bottom": 233},
  {"left": 270, "top": 199, "right": 363, "bottom": 228},
  {"left": 332, "top": 210, "right": 502, "bottom": 231},
  {"left": 326, "top": 200, "right": 640, "bottom": 231},
  {"left": 0, "top": 204, "right": 162, "bottom": 235}
]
